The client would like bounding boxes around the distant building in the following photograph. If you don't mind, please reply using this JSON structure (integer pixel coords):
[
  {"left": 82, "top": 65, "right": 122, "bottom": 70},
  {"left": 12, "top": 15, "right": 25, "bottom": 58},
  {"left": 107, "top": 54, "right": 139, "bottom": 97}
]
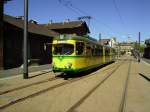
[
  {"left": 41, "top": 20, "right": 90, "bottom": 36},
  {"left": 109, "top": 38, "right": 117, "bottom": 48},
  {"left": 0, "top": 15, "right": 59, "bottom": 69},
  {"left": 119, "top": 43, "right": 133, "bottom": 54},
  {"left": 145, "top": 38, "right": 150, "bottom": 46},
  {"left": 99, "top": 38, "right": 117, "bottom": 48},
  {"left": 99, "top": 39, "right": 110, "bottom": 46}
]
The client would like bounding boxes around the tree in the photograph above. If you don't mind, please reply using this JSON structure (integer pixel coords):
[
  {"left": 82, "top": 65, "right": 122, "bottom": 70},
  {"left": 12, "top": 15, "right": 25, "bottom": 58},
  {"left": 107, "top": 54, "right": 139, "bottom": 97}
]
[{"left": 132, "top": 42, "right": 145, "bottom": 53}]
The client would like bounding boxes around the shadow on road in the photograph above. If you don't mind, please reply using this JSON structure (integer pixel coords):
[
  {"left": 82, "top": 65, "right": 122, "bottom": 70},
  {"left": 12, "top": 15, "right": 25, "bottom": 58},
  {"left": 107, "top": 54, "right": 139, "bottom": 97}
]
[
  {"left": 56, "top": 61, "right": 115, "bottom": 80},
  {"left": 29, "top": 71, "right": 51, "bottom": 79},
  {"left": 139, "top": 73, "right": 150, "bottom": 82}
]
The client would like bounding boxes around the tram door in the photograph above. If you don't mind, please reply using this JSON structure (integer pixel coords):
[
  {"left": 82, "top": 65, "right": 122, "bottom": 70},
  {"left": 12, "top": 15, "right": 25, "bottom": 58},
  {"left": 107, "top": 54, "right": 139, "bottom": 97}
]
[
  {"left": 85, "top": 43, "right": 92, "bottom": 66},
  {"left": 43, "top": 43, "right": 52, "bottom": 64}
]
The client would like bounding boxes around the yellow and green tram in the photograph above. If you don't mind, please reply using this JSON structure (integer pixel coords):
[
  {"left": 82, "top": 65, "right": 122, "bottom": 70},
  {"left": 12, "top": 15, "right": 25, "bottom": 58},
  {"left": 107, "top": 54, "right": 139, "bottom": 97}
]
[{"left": 52, "top": 35, "right": 115, "bottom": 74}]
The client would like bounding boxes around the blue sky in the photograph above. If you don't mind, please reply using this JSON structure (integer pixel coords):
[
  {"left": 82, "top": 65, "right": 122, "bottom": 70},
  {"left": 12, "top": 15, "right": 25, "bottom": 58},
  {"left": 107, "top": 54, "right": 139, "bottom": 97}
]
[{"left": 4, "top": 0, "right": 150, "bottom": 42}]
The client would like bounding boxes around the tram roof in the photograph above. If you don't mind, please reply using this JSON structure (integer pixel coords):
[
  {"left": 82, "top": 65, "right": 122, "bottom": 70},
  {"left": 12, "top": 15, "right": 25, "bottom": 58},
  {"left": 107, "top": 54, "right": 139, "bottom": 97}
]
[{"left": 54, "top": 35, "right": 112, "bottom": 48}]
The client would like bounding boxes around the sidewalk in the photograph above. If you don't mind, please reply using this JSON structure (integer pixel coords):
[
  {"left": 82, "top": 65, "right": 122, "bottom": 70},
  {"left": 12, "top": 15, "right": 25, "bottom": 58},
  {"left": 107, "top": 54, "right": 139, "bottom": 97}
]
[
  {"left": 140, "top": 59, "right": 150, "bottom": 81},
  {"left": 142, "top": 58, "right": 150, "bottom": 64},
  {"left": 0, "top": 64, "right": 52, "bottom": 78}
]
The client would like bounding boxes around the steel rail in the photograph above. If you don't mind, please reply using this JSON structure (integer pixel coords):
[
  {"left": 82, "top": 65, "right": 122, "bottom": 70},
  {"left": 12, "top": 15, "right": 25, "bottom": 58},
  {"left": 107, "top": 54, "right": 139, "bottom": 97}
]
[
  {"left": 0, "top": 72, "right": 61, "bottom": 95},
  {"left": 0, "top": 61, "right": 123, "bottom": 110},
  {"left": 0, "top": 62, "right": 119, "bottom": 96},
  {"left": 66, "top": 61, "right": 124, "bottom": 112},
  {"left": 119, "top": 60, "right": 132, "bottom": 112}
]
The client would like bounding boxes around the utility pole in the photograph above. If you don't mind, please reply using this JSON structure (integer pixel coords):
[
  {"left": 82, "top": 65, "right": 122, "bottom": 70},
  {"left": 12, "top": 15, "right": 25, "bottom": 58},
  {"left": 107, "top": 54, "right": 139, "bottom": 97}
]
[
  {"left": 23, "top": 0, "right": 28, "bottom": 79},
  {"left": 118, "top": 43, "right": 120, "bottom": 58},
  {"left": 128, "top": 36, "right": 130, "bottom": 43},
  {"left": 99, "top": 33, "right": 101, "bottom": 44},
  {"left": 138, "top": 32, "right": 141, "bottom": 51}
]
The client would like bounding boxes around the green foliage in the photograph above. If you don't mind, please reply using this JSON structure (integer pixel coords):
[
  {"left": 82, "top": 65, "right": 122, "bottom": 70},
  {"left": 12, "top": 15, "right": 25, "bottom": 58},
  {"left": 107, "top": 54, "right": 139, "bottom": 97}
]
[
  {"left": 132, "top": 42, "right": 145, "bottom": 53},
  {"left": 112, "top": 37, "right": 116, "bottom": 42},
  {"left": 139, "top": 44, "right": 145, "bottom": 53}
]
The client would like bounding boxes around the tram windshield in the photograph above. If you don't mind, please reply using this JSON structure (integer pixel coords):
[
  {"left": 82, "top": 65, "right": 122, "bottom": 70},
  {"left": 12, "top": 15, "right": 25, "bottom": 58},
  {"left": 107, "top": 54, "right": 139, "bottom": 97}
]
[{"left": 53, "top": 44, "right": 74, "bottom": 55}]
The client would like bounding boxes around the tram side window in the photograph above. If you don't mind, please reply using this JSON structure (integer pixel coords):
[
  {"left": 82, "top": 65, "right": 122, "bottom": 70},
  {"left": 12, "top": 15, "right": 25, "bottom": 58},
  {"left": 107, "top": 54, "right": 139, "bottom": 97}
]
[
  {"left": 100, "top": 47, "right": 103, "bottom": 56},
  {"left": 113, "top": 49, "right": 116, "bottom": 55},
  {"left": 92, "top": 46, "right": 103, "bottom": 56},
  {"left": 76, "top": 42, "right": 84, "bottom": 55},
  {"left": 105, "top": 49, "right": 110, "bottom": 56},
  {"left": 105, "top": 49, "right": 108, "bottom": 56},
  {"left": 86, "top": 46, "right": 92, "bottom": 56},
  {"left": 92, "top": 46, "right": 95, "bottom": 55},
  {"left": 93, "top": 48, "right": 99, "bottom": 56}
]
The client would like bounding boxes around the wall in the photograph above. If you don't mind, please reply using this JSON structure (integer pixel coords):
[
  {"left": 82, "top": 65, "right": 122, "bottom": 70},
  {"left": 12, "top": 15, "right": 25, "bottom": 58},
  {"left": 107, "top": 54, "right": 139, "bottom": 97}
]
[
  {"left": 3, "top": 22, "right": 53, "bottom": 69},
  {"left": 0, "top": 1, "right": 4, "bottom": 70}
]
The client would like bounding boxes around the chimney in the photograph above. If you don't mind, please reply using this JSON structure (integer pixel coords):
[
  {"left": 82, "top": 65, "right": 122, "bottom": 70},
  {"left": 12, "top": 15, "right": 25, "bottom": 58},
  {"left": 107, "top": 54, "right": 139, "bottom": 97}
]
[{"left": 16, "top": 16, "right": 24, "bottom": 20}]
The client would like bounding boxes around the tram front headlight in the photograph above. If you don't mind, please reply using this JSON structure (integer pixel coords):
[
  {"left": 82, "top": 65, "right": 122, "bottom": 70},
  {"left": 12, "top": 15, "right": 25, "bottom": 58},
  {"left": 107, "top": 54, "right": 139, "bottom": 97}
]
[
  {"left": 52, "top": 62, "right": 55, "bottom": 68},
  {"left": 67, "top": 62, "right": 72, "bottom": 68}
]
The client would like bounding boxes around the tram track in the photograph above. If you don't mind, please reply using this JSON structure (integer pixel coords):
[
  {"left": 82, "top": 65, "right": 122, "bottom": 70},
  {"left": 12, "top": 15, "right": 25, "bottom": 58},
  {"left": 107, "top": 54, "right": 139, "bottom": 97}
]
[
  {"left": 0, "top": 73, "right": 62, "bottom": 95},
  {"left": 119, "top": 60, "right": 131, "bottom": 112},
  {"left": 65, "top": 60, "right": 131, "bottom": 112},
  {"left": 0, "top": 61, "right": 124, "bottom": 110},
  {"left": 66, "top": 60, "right": 124, "bottom": 112},
  {"left": 0, "top": 61, "right": 120, "bottom": 96}
]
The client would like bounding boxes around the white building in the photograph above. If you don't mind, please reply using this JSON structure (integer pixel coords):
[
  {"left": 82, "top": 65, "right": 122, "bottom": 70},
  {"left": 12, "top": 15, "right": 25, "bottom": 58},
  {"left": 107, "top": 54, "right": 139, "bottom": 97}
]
[{"left": 99, "top": 37, "right": 117, "bottom": 48}]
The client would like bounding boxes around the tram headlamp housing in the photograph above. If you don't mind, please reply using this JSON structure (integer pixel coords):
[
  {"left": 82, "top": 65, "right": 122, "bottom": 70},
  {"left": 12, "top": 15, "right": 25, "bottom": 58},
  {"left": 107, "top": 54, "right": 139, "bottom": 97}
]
[
  {"left": 67, "top": 62, "right": 72, "bottom": 68},
  {"left": 52, "top": 62, "right": 55, "bottom": 68}
]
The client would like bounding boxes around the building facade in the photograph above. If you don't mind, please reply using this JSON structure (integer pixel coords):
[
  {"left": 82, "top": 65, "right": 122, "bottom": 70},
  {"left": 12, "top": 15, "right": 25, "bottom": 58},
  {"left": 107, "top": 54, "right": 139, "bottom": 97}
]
[
  {"left": 1, "top": 15, "right": 91, "bottom": 70},
  {"left": 1, "top": 15, "right": 59, "bottom": 69},
  {"left": 143, "top": 38, "right": 150, "bottom": 58},
  {"left": 42, "top": 20, "right": 90, "bottom": 36},
  {"left": 119, "top": 43, "right": 133, "bottom": 55}
]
